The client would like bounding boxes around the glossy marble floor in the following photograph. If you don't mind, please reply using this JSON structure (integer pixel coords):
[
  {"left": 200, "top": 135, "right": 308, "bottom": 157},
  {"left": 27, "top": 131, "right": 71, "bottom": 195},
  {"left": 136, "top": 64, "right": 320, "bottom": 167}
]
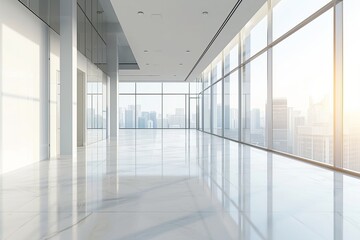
[{"left": 1, "top": 130, "right": 360, "bottom": 240}]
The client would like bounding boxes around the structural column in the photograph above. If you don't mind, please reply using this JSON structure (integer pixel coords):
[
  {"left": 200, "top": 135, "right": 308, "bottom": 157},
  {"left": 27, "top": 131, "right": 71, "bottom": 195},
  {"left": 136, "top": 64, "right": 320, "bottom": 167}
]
[
  {"left": 107, "top": 33, "right": 119, "bottom": 137},
  {"left": 266, "top": 0, "right": 273, "bottom": 149},
  {"left": 60, "top": 0, "right": 77, "bottom": 156},
  {"left": 334, "top": 0, "right": 343, "bottom": 169}
]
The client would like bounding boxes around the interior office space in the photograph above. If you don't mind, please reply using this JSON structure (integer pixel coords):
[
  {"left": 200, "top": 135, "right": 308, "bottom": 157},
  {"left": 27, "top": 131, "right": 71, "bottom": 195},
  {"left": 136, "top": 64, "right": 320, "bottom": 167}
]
[{"left": 0, "top": 0, "right": 360, "bottom": 239}]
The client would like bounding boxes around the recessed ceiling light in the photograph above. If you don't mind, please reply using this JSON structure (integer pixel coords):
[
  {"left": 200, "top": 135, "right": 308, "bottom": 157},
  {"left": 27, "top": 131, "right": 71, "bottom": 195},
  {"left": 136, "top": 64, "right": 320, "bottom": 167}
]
[
  {"left": 144, "top": 50, "right": 149, "bottom": 53},
  {"left": 202, "top": 11, "right": 209, "bottom": 16},
  {"left": 186, "top": 50, "right": 190, "bottom": 53},
  {"left": 179, "top": 63, "right": 183, "bottom": 66},
  {"left": 137, "top": 11, "right": 144, "bottom": 15}
]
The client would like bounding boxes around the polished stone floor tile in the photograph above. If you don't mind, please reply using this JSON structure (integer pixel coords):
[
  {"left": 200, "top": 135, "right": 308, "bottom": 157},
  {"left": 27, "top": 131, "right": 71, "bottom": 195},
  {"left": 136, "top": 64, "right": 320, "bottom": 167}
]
[{"left": 0, "top": 129, "right": 360, "bottom": 239}]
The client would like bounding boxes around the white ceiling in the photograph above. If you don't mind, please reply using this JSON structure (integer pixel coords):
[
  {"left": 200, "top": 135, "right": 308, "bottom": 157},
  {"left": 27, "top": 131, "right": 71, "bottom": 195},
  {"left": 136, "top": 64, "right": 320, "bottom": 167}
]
[{"left": 110, "top": 0, "right": 238, "bottom": 82}]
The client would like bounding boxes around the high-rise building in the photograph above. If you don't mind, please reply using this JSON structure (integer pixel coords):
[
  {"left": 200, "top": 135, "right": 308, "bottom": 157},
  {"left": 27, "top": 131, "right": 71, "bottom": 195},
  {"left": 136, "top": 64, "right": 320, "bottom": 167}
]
[{"left": 273, "top": 98, "right": 288, "bottom": 152}]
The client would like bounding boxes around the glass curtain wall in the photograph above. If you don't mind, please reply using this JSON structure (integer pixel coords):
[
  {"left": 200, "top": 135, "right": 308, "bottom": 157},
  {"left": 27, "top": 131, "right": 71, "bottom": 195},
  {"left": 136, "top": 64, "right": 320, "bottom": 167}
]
[
  {"left": 197, "top": 0, "right": 359, "bottom": 173},
  {"left": 118, "top": 82, "right": 197, "bottom": 129}
]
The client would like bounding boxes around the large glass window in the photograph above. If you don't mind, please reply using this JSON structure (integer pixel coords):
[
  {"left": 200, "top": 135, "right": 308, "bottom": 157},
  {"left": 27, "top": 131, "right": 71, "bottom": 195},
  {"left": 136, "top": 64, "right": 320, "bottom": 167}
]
[
  {"left": 163, "top": 95, "right": 186, "bottom": 128},
  {"left": 344, "top": 0, "right": 360, "bottom": 172},
  {"left": 212, "top": 80, "right": 223, "bottom": 136},
  {"left": 242, "top": 53, "right": 267, "bottom": 147},
  {"left": 119, "top": 95, "right": 135, "bottom": 128},
  {"left": 273, "top": 10, "right": 334, "bottom": 164},
  {"left": 241, "top": 4, "right": 268, "bottom": 63},
  {"left": 224, "top": 71, "right": 239, "bottom": 140},
  {"left": 136, "top": 95, "right": 162, "bottom": 128},
  {"left": 118, "top": 82, "right": 194, "bottom": 129}
]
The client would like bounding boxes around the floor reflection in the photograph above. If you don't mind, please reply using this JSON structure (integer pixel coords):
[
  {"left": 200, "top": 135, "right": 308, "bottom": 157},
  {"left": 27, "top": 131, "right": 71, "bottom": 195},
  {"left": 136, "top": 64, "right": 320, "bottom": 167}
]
[{"left": 0, "top": 130, "right": 359, "bottom": 239}]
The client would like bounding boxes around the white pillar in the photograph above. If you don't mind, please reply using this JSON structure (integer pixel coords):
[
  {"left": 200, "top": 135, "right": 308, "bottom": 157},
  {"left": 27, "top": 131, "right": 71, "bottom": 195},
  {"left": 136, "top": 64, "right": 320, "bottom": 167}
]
[
  {"left": 60, "top": 0, "right": 77, "bottom": 156},
  {"left": 107, "top": 33, "right": 119, "bottom": 137}
]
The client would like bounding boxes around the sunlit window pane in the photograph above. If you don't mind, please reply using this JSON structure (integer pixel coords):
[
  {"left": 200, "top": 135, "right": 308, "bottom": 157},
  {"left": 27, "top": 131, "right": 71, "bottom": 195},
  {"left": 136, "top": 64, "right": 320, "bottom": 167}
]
[
  {"left": 224, "top": 71, "right": 239, "bottom": 141},
  {"left": 273, "top": 10, "right": 334, "bottom": 164},
  {"left": 241, "top": 4, "right": 267, "bottom": 63},
  {"left": 241, "top": 53, "right": 267, "bottom": 147},
  {"left": 272, "top": 0, "right": 331, "bottom": 40}
]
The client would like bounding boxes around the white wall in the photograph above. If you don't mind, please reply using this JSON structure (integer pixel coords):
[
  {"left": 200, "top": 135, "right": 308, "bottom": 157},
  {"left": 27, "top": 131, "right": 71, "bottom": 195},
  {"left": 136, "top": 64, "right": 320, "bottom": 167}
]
[
  {"left": 0, "top": 0, "right": 50, "bottom": 174},
  {"left": 0, "top": 0, "right": 110, "bottom": 173},
  {"left": 49, "top": 30, "right": 60, "bottom": 158}
]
